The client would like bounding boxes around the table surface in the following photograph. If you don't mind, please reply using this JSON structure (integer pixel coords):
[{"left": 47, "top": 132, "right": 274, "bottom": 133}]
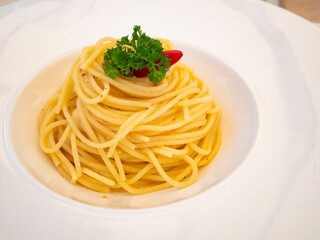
[
  {"left": 0, "top": 0, "right": 320, "bottom": 239},
  {"left": 282, "top": 0, "right": 320, "bottom": 23}
]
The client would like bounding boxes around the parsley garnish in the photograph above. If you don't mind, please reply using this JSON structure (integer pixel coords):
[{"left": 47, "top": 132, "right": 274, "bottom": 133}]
[{"left": 103, "top": 26, "right": 171, "bottom": 84}]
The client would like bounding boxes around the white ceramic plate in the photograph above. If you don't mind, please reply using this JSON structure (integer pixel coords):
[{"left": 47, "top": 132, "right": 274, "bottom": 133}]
[
  {"left": 4, "top": 41, "right": 261, "bottom": 210},
  {"left": 1, "top": 0, "right": 319, "bottom": 238}
]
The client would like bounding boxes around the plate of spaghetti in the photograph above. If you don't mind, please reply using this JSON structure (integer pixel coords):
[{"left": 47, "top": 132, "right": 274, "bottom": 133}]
[{"left": 4, "top": 26, "right": 260, "bottom": 209}]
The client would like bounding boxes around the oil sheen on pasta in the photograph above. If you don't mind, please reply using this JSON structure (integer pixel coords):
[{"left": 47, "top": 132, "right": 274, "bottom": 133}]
[{"left": 38, "top": 37, "right": 221, "bottom": 195}]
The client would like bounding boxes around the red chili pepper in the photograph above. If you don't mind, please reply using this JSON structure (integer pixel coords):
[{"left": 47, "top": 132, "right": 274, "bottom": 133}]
[{"left": 132, "top": 50, "right": 183, "bottom": 78}]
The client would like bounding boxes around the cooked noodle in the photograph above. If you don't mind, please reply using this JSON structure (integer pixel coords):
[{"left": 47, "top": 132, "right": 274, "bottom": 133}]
[{"left": 38, "top": 37, "right": 221, "bottom": 194}]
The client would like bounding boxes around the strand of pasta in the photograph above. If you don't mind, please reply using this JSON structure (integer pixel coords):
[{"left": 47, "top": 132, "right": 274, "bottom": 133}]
[
  {"left": 40, "top": 120, "right": 71, "bottom": 153},
  {"left": 55, "top": 58, "right": 79, "bottom": 113}
]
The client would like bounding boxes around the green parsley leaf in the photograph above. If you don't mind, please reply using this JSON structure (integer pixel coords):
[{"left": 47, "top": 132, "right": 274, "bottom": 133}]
[{"left": 103, "top": 25, "right": 171, "bottom": 84}]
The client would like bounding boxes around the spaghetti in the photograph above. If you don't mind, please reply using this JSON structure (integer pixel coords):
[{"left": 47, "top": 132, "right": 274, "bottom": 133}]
[{"left": 38, "top": 37, "right": 221, "bottom": 195}]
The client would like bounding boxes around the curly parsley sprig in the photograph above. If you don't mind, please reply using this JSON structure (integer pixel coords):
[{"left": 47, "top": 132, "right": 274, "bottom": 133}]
[{"left": 103, "top": 26, "right": 171, "bottom": 84}]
